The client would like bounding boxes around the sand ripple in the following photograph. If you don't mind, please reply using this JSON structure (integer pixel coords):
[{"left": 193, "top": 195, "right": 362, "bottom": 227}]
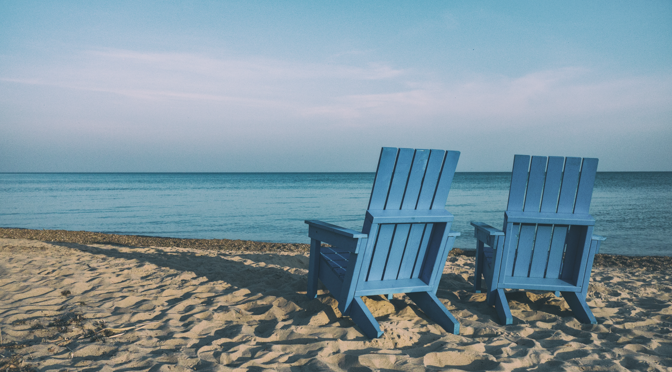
[{"left": 1, "top": 238, "right": 671, "bottom": 371}]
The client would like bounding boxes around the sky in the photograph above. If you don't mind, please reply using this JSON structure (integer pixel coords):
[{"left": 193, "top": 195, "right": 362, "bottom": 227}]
[{"left": 1, "top": 1, "right": 671, "bottom": 172}]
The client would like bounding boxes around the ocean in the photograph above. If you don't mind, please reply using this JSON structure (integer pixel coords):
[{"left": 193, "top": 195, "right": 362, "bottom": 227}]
[{"left": 1, "top": 172, "right": 670, "bottom": 256}]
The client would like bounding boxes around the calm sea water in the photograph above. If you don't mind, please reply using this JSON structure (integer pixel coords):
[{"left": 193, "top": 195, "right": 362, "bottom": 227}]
[{"left": 1, "top": 172, "right": 670, "bottom": 256}]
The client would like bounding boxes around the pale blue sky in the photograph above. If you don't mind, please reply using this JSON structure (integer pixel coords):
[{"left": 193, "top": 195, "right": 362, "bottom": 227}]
[{"left": 1, "top": 1, "right": 671, "bottom": 172}]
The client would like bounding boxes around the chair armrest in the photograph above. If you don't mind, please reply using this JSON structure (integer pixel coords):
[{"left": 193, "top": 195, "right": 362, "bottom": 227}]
[
  {"left": 305, "top": 220, "right": 366, "bottom": 238},
  {"left": 591, "top": 234, "right": 606, "bottom": 254},
  {"left": 305, "top": 220, "right": 367, "bottom": 253},
  {"left": 471, "top": 221, "right": 504, "bottom": 247}
]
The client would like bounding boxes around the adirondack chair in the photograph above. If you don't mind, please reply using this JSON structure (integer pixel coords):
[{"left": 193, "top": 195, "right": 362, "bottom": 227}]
[
  {"left": 305, "top": 147, "right": 461, "bottom": 338},
  {"left": 472, "top": 155, "right": 606, "bottom": 325}
]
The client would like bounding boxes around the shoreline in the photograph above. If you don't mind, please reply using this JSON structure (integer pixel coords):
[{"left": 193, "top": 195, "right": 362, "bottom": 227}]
[{"left": 1, "top": 227, "right": 671, "bottom": 271}]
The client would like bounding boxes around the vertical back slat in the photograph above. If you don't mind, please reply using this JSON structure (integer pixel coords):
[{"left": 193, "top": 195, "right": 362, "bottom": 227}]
[
  {"left": 502, "top": 223, "right": 520, "bottom": 278},
  {"left": 396, "top": 224, "right": 426, "bottom": 280},
  {"left": 529, "top": 225, "right": 552, "bottom": 278},
  {"left": 367, "top": 224, "right": 395, "bottom": 281},
  {"left": 545, "top": 226, "right": 568, "bottom": 279},
  {"left": 572, "top": 225, "right": 594, "bottom": 286},
  {"left": 383, "top": 224, "right": 411, "bottom": 280},
  {"left": 512, "top": 224, "right": 536, "bottom": 277},
  {"left": 540, "top": 157, "right": 565, "bottom": 213},
  {"left": 416, "top": 150, "right": 446, "bottom": 210},
  {"left": 384, "top": 148, "right": 415, "bottom": 210},
  {"left": 368, "top": 147, "right": 398, "bottom": 210},
  {"left": 560, "top": 225, "right": 586, "bottom": 281},
  {"left": 431, "top": 150, "right": 460, "bottom": 210},
  {"left": 524, "top": 156, "right": 548, "bottom": 212},
  {"left": 411, "top": 224, "right": 433, "bottom": 278},
  {"left": 574, "top": 158, "right": 598, "bottom": 214},
  {"left": 507, "top": 155, "right": 530, "bottom": 212},
  {"left": 557, "top": 157, "right": 581, "bottom": 213},
  {"left": 401, "top": 150, "right": 430, "bottom": 210}
]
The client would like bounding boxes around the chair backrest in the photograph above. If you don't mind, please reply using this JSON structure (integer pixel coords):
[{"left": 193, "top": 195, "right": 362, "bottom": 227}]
[
  {"left": 358, "top": 147, "right": 460, "bottom": 287},
  {"left": 502, "top": 155, "right": 599, "bottom": 286}
]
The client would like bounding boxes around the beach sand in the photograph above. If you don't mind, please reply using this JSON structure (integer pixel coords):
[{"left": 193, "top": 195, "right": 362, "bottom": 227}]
[{"left": 1, "top": 229, "right": 671, "bottom": 371}]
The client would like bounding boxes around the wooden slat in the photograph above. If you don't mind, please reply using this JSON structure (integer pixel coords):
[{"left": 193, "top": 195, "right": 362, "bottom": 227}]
[
  {"left": 401, "top": 150, "right": 430, "bottom": 210},
  {"left": 307, "top": 223, "right": 365, "bottom": 253},
  {"left": 505, "top": 211, "right": 595, "bottom": 225},
  {"left": 524, "top": 156, "right": 547, "bottom": 212},
  {"left": 368, "top": 147, "right": 398, "bottom": 210},
  {"left": 561, "top": 225, "right": 586, "bottom": 282},
  {"left": 545, "top": 225, "right": 567, "bottom": 279},
  {"left": 571, "top": 225, "right": 594, "bottom": 288},
  {"left": 366, "top": 209, "right": 454, "bottom": 224},
  {"left": 411, "top": 224, "right": 433, "bottom": 278},
  {"left": 557, "top": 157, "right": 581, "bottom": 213},
  {"left": 416, "top": 150, "right": 446, "bottom": 210},
  {"left": 495, "top": 222, "right": 517, "bottom": 290},
  {"left": 419, "top": 222, "right": 446, "bottom": 283},
  {"left": 574, "top": 158, "right": 598, "bottom": 214},
  {"left": 501, "top": 276, "right": 580, "bottom": 292},
  {"left": 318, "top": 259, "right": 342, "bottom": 299},
  {"left": 321, "top": 248, "right": 350, "bottom": 265},
  {"left": 352, "top": 224, "right": 379, "bottom": 290},
  {"left": 472, "top": 221, "right": 505, "bottom": 248},
  {"left": 306, "top": 219, "right": 367, "bottom": 239},
  {"left": 427, "top": 230, "right": 458, "bottom": 287},
  {"left": 501, "top": 223, "right": 521, "bottom": 278},
  {"left": 385, "top": 148, "right": 415, "bottom": 210},
  {"left": 529, "top": 225, "right": 552, "bottom": 278},
  {"left": 366, "top": 224, "right": 395, "bottom": 281},
  {"left": 512, "top": 224, "right": 536, "bottom": 277},
  {"left": 483, "top": 246, "right": 495, "bottom": 264},
  {"left": 396, "top": 224, "right": 426, "bottom": 280},
  {"left": 540, "top": 156, "right": 564, "bottom": 213},
  {"left": 321, "top": 253, "right": 349, "bottom": 270},
  {"left": 431, "top": 150, "right": 460, "bottom": 210},
  {"left": 383, "top": 224, "right": 411, "bottom": 280},
  {"left": 507, "top": 155, "right": 530, "bottom": 212},
  {"left": 356, "top": 278, "right": 431, "bottom": 296}
]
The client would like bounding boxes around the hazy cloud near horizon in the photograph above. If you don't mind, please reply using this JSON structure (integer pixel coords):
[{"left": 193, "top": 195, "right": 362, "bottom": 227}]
[{"left": 1, "top": 1, "right": 671, "bottom": 172}]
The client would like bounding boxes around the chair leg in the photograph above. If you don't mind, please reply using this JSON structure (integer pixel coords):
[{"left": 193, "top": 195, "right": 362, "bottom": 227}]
[
  {"left": 486, "top": 288, "right": 496, "bottom": 306},
  {"left": 474, "top": 242, "right": 484, "bottom": 293},
  {"left": 306, "top": 239, "right": 321, "bottom": 299},
  {"left": 350, "top": 296, "right": 383, "bottom": 338},
  {"left": 408, "top": 292, "right": 460, "bottom": 335},
  {"left": 494, "top": 289, "right": 513, "bottom": 325},
  {"left": 561, "top": 291, "right": 597, "bottom": 324}
]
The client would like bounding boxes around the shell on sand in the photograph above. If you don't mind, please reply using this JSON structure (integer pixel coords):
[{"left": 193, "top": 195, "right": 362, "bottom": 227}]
[{"left": 1, "top": 236, "right": 671, "bottom": 371}]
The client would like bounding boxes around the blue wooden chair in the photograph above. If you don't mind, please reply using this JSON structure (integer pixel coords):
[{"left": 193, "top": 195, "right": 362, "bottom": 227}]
[
  {"left": 305, "top": 147, "right": 461, "bottom": 338},
  {"left": 472, "top": 155, "right": 606, "bottom": 325}
]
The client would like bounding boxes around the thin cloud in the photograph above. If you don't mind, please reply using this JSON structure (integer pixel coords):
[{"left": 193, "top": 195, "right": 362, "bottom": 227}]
[
  {"left": 1, "top": 49, "right": 406, "bottom": 109},
  {"left": 302, "top": 68, "right": 672, "bottom": 127},
  {"left": 2, "top": 49, "right": 670, "bottom": 132}
]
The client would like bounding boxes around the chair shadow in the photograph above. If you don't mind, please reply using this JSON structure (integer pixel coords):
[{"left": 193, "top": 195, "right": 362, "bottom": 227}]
[
  {"left": 50, "top": 241, "right": 303, "bottom": 289},
  {"left": 47, "top": 241, "right": 507, "bottom": 340},
  {"left": 48, "top": 241, "right": 343, "bottom": 327}
]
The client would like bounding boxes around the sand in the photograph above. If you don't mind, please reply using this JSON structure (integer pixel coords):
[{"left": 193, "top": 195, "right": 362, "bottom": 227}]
[{"left": 0, "top": 231, "right": 671, "bottom": 371}]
